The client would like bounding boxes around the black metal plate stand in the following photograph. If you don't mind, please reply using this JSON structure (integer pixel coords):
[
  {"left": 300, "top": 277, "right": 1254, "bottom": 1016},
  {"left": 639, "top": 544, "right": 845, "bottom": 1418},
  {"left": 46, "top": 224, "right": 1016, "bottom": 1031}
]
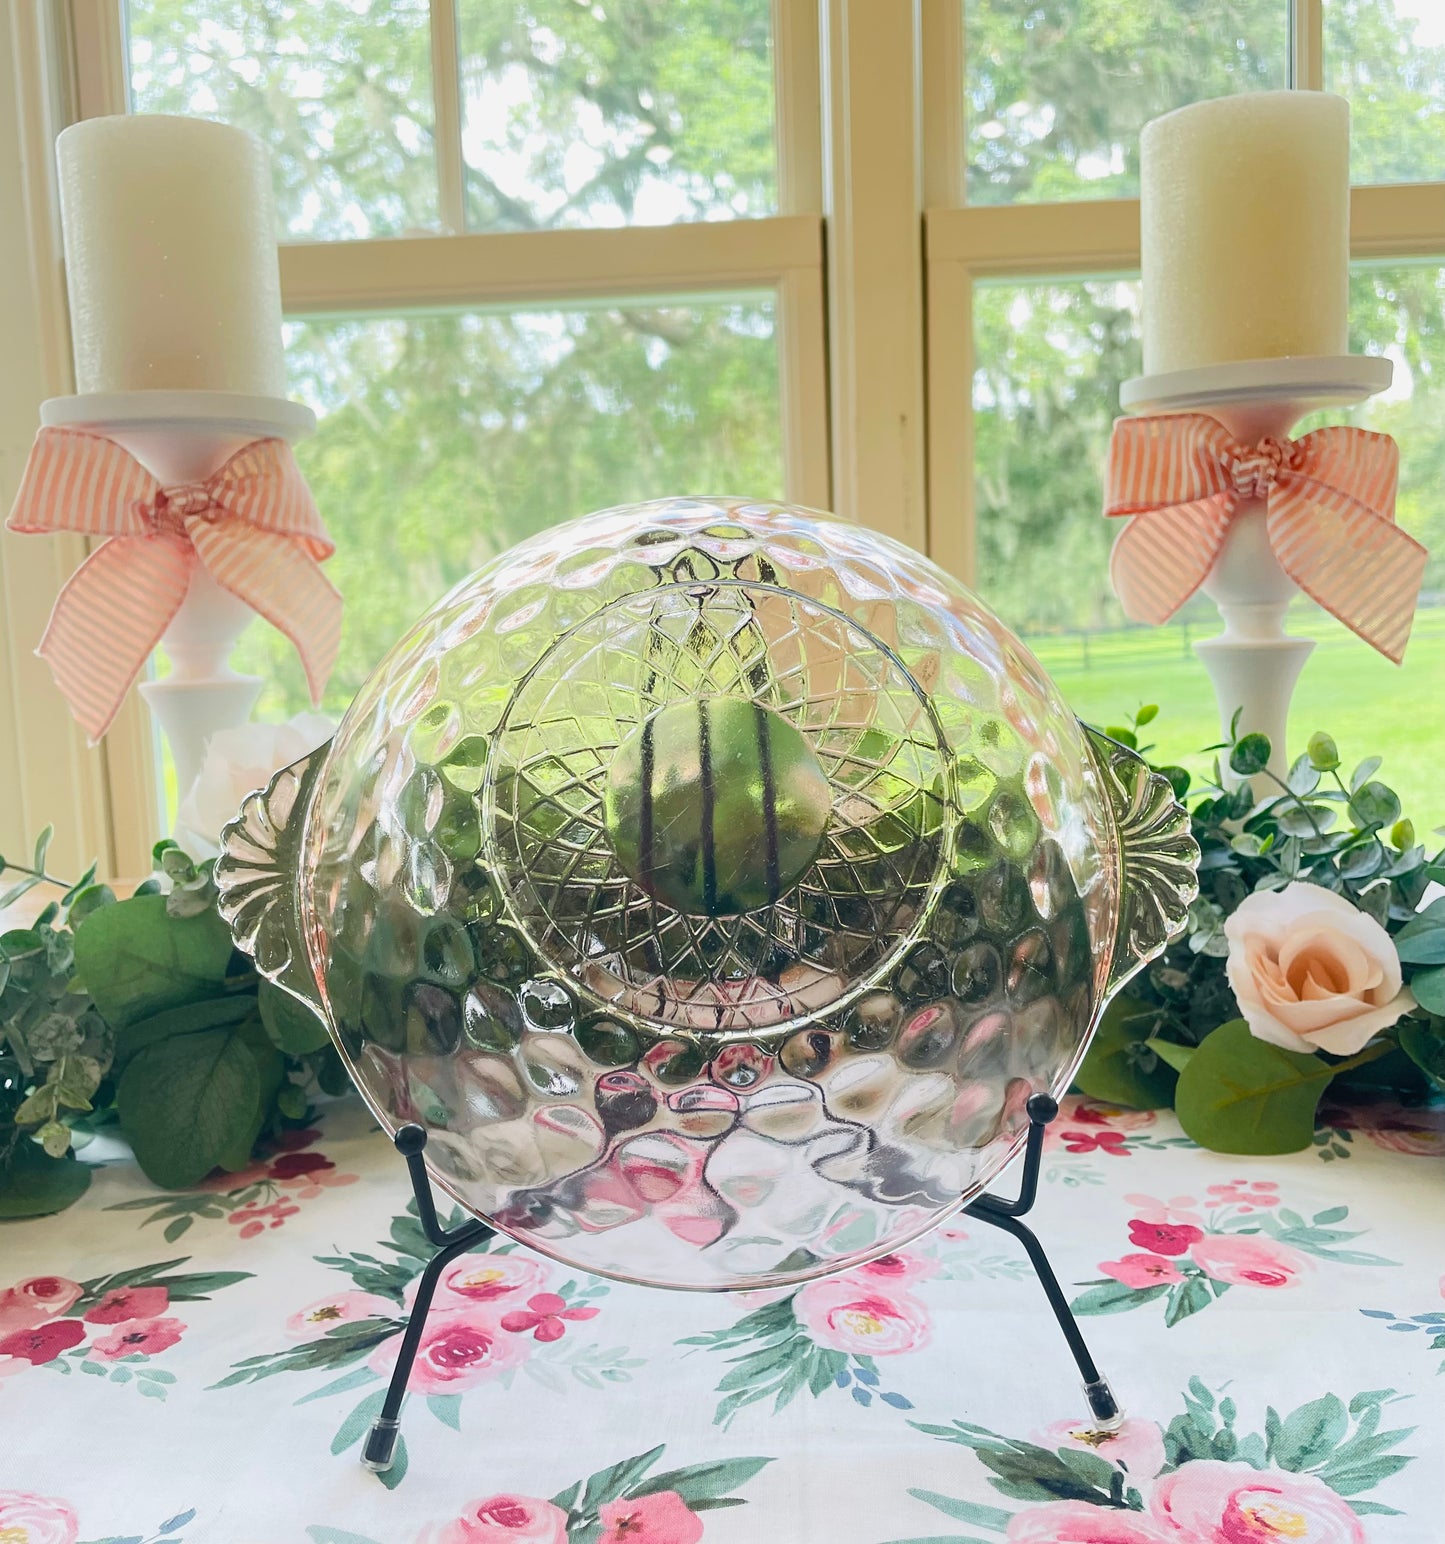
[{"left": 362, "top": 1092, "right": 1119, "bottom": 1472}]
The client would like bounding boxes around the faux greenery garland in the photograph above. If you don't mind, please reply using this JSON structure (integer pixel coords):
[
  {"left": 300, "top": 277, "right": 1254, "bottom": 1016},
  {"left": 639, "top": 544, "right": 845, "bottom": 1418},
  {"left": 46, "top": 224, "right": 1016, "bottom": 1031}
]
[
  {"left": 0, "top": 840, "right": 347, "bottom": 1218},
  {"left": 1077, "top": 711, "right": 1445, "bottom": 1152},
  {"left": 2, "top": 716, "right": 1442, "bottom": 1218}
]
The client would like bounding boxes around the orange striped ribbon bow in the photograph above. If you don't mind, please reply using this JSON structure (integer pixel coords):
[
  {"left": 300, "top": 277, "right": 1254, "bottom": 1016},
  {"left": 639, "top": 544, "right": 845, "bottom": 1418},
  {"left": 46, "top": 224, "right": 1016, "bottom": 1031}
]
[
  {"left": 6, "top": 429, "right": 342, "bottom": 742},
  {"left": 1105, "top": 414, "right": 1426, "bottom": 664}
]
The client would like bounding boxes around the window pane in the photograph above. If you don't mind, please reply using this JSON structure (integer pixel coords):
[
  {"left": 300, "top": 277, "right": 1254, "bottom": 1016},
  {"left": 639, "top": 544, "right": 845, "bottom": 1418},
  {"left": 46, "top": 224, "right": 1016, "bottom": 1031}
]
[
  {"left": 126, "top": 0, "right": 437, "bottom": 239},
  {"left": 1325, "top": 0, "right": 1445, "bottom": 185},
  {"left": 456, "top": 0, "right": 777, "bottom": 230},
  {"left": 234, "top": 297, "right": 782, "bottom": 716},
  {"left": 964, "top": 0, "right": 1287, "bottom": 206},
  {"left": 972, "top": 272, "right": 1444, "bottom": 828}
]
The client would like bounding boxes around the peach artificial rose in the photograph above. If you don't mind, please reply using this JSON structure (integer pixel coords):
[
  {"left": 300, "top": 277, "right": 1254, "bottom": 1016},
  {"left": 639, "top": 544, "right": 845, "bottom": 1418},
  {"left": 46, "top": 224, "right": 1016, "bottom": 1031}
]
[{"left": 1224, "top": 882, "right": 1414, "bottom": 1056}]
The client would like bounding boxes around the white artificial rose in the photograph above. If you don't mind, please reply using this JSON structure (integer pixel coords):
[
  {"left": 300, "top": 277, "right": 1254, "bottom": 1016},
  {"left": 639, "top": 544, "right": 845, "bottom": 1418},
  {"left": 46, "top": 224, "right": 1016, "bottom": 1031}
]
[
  {"left": 1224, "top": 880, "right": 1415, "bottom": 1057},
  {"left": 176, "top": 711, "right": 335, "bottom": 859}
]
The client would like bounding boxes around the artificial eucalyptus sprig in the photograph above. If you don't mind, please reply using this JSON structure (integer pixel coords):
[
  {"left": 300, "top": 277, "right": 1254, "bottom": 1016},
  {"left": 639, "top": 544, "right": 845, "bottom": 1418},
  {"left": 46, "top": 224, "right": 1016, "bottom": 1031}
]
[
  {"left": 1, "top": 837, "right": 348, "bottom": 1218},
  {"left": 1078, "top": 714, "right": 1445, "bottom": 1153}
]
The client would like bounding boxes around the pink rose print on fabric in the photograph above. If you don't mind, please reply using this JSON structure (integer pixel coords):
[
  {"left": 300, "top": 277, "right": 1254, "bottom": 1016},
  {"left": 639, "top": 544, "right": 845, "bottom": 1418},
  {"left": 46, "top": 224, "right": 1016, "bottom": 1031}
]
[
  {"left": 178, "top": 1127, "right": 357, "bottom": 1235},
  {"left": 83, "top": 1285, "right": 169, "bottom": 1324},
  {"left": 1123, "top": 1195, "right": 1206, "bottom": 1227},
  {"left": 421, "top": 1255, "right": 551, "bottom": 1311},
  {"left": 794, "top": 1277, "right": 931, "bottom": 1355},
  {"left": 1152, "top": 1459, "right": 1365, "bottom": 1543},
  {"left": 1100, "top": 1254, "right": 1184, "bottom": 1289},
  {"left": 1035, "top": 1417, "right": 1165, "bottom": 1481},
  {"left": 1189, "top": 1234, "right": 1308, "bottom": 1289},
  {"left": 1076, "top": 1187, "right": 1384, "bottom": 1327},
  {"left": 228, "top": 1198, "right": 302, "bottom": 1239},
  {"left": 287, "top": 1290, "right": 396, "bottom": 1341},
  {"left": 1004, "top": 1500, "right": 1173, "bottom": 1542},
  {"left": 0, "top": 1317, "right": 86, "bottom": 1365},
  {"left": 1203, "top": 1180, "right": 1281, "bottom": 1212},
  {"left": 500, "top": 1292, "right": 600, "bottom": 1344},
  {"left": 268, "top": 1148, "right": 359, "bottom": 1199},
  {"left": 434, "top": 1493, "right": 569, "bottom": 1544},
  {"left": 852, "top": 1252, "right": 940, "bottom": 1287},
  {"left": 0, "top": 1490, "right": 80, "bottom": 1544},
  {"left": 91, "top": 1315, "right": 186, "bottom": 1361},
  {"left": 373, "top": 1307, "right": 527, "bottom": 1394},
  {"left": 1059, "top": 1129, "right": 1130, "bottom": 1156},
  {"left": 0, "top": 1276, "right": 83, "bottom": 1334},
  {"left": 597, "top": 1490, "right": 704, "bottom": 1544},
  {"left": 1126, "top": 1221, "right": 1205, "bottom": 1257}
]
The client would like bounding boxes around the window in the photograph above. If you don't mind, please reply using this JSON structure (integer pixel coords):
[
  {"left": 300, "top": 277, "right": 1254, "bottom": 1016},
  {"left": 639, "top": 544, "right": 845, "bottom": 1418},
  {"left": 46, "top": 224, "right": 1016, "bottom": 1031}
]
[
  {"left": 926, "top": 0, "right": 1445, "bottom": 830},
  {"left": 1, "top": 0, "right": 1442, "bottom": 873}
]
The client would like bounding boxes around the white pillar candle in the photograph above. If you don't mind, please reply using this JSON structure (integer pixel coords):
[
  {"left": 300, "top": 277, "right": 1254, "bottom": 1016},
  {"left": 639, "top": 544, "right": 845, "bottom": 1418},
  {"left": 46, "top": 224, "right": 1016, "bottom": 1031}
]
[
  {"left": 1140, "top": 91, "right": 1349, "bottom": 375},
  {"left": 57, "top": 114, "right": 286, "bottom": 396}
]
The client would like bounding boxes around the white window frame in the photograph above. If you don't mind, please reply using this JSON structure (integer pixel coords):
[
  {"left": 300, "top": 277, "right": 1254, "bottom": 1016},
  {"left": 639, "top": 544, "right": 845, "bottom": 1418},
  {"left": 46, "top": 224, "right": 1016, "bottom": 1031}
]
[{"left": 3, "top": 0, "right": 1442, "bottom": 878}]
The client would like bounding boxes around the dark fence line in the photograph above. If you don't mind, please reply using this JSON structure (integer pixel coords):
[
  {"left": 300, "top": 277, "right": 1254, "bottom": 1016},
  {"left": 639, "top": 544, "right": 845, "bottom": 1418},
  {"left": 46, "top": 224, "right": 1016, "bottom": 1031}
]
[{"left": 1028, "top": 601, "right": 1445, "bottom": 673}]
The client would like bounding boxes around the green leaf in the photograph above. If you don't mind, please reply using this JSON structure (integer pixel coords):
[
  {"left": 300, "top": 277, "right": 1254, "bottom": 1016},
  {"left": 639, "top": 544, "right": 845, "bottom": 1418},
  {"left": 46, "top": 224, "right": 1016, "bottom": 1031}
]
[
  {"left": 0, "top": 875, "right": 41, "bottom": 910},
  {"left": 1407, "top": 967, "right": 1445, "bottom": 1017},
  {"left": 1069, "top": 1280, "right": 1169, "bottom": 1316},
  {"left": 0, "top": 1138, "right": 91, "bottom": 1217},
  {"left": 1163, "top": 1274, "right": 1213, "bottom": 1327},
  {"left": 74, "top": 896, "right": 235, "bottom": 1030},
  {"left": 1104, "top": 725, "right": 1137, "bottom": 749},
  {"left": 637, "top": 1456, "right": 773, "bottom": 1506},
  {"left": 67, "top": 884, "right": 115, "bottom": 926},
  {"left": 1158, "top": 765, "right": 1191, "bottom": 800},
  {"left": 332, "top": 1388, "right": 387, "bottom": 1455},
  {"left": 427, "top": 1393, "right": 463, "bottom": 1430},
  {"left": 258, "top": 980, "right": 331, "bottom": 1055},
  {"left": 1271, "top": 1395, "right": 1348, "bottom": 1470},
  {"left": 1134, "top": 703, "right": 1158, "bottom": 727},
  {"left": 32, "top": 824, "right": 53, "bottom": 873},
  {"left": 1174, "top": 1019, "right": 1334, "bottom": 1155},
  {"left": 906, "top": 1491, "right": 1014, "bottom": 1533},
  {"left": 1072, "top": 995, "right": 1175, "bottom": 1109},
  {"left": 1147, "top": 1038, "right": 1196, "bottom": 1074},
  {"left": 294, "top": 1366, "right": 382, "bottom": 1406},
  {"left": 115, "top": 994, "right": 258, "bottom": 1066},
  {"left": 576, "top": 1447, "right": 666, "bottom": 1514},
  {"left": 1351, "top": 781, "right": 1401, "bottom": 830},
  {"left": 117, "top": 1028, "right": 260, "bottom": 1188},
  {"left": 1397, "top": 1023, "right": 1445, "bottom": 1089},
  {"left": 1393, "top": 912, "right": 1445, "bottom": 965},
  {"left": 1307, "top": 732, "right": 1340, "bottom": 772},
  {"left": 1349, "top": 757, "right": 1383, "bottom": 793},
  {"left": 1286, "top": 755, "right": 1321, "bottom": 796},
  {"left": 1229, "top": 734, "right": 1271, "bottom": 776}
]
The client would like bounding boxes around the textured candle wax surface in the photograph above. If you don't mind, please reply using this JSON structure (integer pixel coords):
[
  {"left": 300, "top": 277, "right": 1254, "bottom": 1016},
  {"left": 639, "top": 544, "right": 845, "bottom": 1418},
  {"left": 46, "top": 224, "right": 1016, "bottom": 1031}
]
[
  {"left": 1141, "top": 91, "right": 1349, "bottom": 375},
  {"left": 57, "top": 114, "right": 286, "bottom": 395}
]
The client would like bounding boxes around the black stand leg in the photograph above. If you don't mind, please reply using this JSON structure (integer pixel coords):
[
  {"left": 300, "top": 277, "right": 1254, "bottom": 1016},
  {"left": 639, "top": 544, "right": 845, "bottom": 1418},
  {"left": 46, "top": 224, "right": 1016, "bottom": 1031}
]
[
  {"left": 362, "top": 1126, "right": 495, "bottom": 1472},
  {"left": 964, "top": 1094, "right": 1122, "bottom": 1429},
  {"left": 364, "top": 1096, "right": 1118, "bottom": 1469}
]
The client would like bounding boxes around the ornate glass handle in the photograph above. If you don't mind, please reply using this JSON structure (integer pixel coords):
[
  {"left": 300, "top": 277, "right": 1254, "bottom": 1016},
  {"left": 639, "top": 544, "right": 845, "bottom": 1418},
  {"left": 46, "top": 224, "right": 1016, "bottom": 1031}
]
[
  {"left": 1081, "top": 725, "right": 1200, "bottom": 1000},
  {"left": 214, "top": 743, "right": 331, "bottom": 1019}
]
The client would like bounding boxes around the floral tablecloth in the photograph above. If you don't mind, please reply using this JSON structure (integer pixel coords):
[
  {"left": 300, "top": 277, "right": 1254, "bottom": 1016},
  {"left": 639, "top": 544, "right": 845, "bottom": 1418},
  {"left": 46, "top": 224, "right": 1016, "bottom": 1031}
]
[{"left": 2, "top": 1095, "right": 1443, "bottom": 1544}]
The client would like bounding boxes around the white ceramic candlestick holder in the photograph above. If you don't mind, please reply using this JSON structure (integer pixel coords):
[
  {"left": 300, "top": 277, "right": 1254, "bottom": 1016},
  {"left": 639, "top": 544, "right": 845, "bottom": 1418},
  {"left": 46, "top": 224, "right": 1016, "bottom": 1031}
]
[
  {"left": 38, "top": 390, "right": 317, "bottom": 802},
  {"left": 1118, "top": 356, "right": 1392, "bottom": 789}
]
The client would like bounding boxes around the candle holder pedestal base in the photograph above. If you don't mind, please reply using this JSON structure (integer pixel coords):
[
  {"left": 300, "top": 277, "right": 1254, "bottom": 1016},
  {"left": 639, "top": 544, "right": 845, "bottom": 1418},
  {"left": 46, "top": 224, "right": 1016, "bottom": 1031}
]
[{"left": 39, "top": 390, "right": 316, "bottom": 813}]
